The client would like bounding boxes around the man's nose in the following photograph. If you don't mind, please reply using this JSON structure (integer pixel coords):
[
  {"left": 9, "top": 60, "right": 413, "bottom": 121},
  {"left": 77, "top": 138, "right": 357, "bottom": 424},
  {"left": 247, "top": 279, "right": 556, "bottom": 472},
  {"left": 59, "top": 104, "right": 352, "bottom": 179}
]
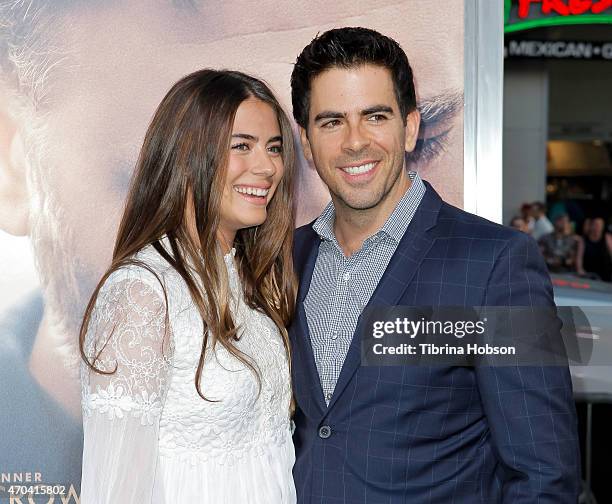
[{"left": 341, "top": 122, "right": 370, "bottom": 153}]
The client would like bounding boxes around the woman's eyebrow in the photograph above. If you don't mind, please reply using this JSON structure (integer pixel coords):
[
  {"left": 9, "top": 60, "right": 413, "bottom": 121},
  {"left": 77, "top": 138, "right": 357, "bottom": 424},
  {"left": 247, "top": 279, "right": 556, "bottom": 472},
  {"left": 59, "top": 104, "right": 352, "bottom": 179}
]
[{"left": 231, "top": 133, "right": 258, "bottom": 141}]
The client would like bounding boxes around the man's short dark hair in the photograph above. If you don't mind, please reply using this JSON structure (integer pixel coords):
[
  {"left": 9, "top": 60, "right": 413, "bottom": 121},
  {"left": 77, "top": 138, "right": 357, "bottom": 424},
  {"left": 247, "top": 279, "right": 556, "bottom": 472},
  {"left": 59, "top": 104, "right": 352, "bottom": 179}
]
[{"left": 290, "top": 27, "right": 417, "bottom": 129}]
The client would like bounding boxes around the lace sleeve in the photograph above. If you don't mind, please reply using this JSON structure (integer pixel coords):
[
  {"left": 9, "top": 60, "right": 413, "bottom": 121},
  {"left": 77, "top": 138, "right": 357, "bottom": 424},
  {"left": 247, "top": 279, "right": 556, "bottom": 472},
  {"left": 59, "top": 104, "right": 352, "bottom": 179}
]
[{"left": 80, "top": 265, "right": 172, "bottom": 504}]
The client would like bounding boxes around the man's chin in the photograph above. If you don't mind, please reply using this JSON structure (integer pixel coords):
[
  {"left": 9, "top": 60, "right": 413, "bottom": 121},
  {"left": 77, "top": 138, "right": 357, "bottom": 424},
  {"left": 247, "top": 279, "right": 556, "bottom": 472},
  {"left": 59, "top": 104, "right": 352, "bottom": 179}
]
[{"left": 336, "top": 192, "right": 386, "bottom": 212}]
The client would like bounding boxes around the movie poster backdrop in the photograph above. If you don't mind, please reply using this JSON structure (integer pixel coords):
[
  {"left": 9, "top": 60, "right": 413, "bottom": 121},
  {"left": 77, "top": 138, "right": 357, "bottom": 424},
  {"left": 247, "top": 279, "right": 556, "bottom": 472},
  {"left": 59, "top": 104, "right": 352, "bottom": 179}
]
[{"left": 0, "top": 1, "right": 464, "bottom": 499}]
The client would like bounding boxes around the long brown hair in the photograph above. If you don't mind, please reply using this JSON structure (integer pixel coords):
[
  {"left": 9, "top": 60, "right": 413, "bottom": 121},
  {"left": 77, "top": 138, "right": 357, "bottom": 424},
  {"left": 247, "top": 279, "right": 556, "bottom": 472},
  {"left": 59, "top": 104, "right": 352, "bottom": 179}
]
[{"left": 79, "top": 69, "right": 297, "bottom": 400}]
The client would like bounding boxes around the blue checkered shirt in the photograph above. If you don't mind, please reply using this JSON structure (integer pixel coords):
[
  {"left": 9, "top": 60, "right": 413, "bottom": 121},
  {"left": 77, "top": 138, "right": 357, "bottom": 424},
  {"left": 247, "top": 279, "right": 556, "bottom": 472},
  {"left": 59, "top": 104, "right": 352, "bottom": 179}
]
[{"left": 304, "top": 172, "right": 426, "bottom": 403}]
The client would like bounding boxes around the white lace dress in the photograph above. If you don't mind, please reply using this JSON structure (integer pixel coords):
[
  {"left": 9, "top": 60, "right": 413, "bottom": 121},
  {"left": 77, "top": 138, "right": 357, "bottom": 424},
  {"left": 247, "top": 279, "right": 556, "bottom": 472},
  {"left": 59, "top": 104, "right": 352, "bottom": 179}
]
[{"left": 80, "top": 243, "right": 295, "bottom": 503}]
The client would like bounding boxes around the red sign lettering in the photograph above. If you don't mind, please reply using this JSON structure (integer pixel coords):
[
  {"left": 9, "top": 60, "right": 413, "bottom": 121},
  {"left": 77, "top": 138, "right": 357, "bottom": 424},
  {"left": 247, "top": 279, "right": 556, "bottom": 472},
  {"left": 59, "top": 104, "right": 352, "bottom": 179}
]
[
  {"left": 518, "top": 0, "right": 612, "bottom": 18},
  {"left": 569, "top": 0, "right": 598, "bottom": 15},
  {"left": 592, "top": 0, "right": 612, "bottom": 13}
]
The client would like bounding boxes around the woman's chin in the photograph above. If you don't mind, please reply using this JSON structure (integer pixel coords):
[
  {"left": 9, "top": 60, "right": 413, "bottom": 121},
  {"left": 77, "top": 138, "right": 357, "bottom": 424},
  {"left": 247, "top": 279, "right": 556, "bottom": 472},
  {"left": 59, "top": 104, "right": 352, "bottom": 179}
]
[{"left": 236, "top": 216, "right": 267, "bottom": 230}]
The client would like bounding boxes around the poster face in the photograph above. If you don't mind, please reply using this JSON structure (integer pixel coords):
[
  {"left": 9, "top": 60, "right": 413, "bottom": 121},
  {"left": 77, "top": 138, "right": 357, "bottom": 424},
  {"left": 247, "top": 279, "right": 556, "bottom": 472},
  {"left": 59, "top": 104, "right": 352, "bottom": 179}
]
[{"left": 0, "top": 0, "right": 464, "bottom": 496}]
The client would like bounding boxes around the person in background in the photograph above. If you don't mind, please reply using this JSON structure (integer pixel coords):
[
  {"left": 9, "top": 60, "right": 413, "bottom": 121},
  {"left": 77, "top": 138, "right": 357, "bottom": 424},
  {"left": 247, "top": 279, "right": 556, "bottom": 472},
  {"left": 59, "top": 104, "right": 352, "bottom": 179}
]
[
  {"left": 531, "top": 201, "right": 554, "bottom": 241},
  {"left": 582, "top": 217, "right": 592, "bottom": 237},
  {"left": 510, "top": 215, "right": 530, "bottom": 234},
  {"left": 549, "top": 199, "right": 584, "bottom": 234},
  {"left": 576, "top": 217, "right": 612, "bottom": 282},
  {"left": 538, "top": 213, "right": 580, "bottom": 273},
  {"left": 520, "top": 202, "right": 535, "bottom": 234}
]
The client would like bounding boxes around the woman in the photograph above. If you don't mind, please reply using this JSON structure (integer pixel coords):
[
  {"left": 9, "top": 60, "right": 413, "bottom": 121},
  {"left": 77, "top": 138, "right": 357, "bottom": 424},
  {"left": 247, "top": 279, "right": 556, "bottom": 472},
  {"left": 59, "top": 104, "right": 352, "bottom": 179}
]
[{"left": 79, "top": 69, "right": 297, "bottom": 503}]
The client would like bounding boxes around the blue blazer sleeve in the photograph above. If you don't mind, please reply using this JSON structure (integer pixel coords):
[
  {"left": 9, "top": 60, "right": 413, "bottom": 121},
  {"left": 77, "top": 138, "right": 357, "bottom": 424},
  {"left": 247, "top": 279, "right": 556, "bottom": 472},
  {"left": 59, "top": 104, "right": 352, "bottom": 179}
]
[{"left": 476, "top": 232, "right": 581, "bottom": 503}]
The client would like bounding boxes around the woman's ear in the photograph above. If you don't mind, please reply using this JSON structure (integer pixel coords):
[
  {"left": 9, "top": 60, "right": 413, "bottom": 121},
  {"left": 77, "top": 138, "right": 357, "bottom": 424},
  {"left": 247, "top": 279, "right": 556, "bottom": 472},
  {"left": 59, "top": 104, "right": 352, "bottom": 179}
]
[{"left": 0, "top": 95, "right": 30, "bottom": 236}]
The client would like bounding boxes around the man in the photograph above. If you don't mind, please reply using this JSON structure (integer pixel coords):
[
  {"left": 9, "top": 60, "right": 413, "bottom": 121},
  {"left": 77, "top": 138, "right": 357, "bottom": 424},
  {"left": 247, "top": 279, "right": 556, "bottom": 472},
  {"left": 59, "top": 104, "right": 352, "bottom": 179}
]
[
  {"left": 531, "top": 201, "right": 555, "bottom": 241},
  {"left": 0, "top": 0, "right": 465, "bottom": 491},
  {"left": 509, "top": 215, "right": 530, "bottom": 234},
  {"left": 520, "top": 202, "right": 536, "bottom": 234},
  {"left": 577, "top": 217, "right": 612, "bottom": 281},
  {"left": 539, "top": 213, "right": 580, "bottom": 273},
  {"left": 290, "top": 27, "right": 580, "bottom": 503}
]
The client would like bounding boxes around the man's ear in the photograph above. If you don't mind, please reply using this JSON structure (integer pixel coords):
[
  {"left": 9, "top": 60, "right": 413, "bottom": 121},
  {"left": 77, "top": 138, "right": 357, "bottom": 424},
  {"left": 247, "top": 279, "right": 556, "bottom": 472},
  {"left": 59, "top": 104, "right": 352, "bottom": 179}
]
[
  {"left": 404, "top": 108, "right": 421, "bottom": 153},
  {"left": 0, "top": 95, "right": 30, "bottom": 236},
  {"left": 299, "top": 126, "right": 313, "bottom": 162}
]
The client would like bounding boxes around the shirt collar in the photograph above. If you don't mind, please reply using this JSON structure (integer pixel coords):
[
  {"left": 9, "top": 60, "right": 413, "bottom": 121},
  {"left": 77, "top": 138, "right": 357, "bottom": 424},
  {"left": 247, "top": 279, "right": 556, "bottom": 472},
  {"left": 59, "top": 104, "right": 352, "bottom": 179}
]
[{"left": 312, "top": 171, "right": 426, "bottom": 244}]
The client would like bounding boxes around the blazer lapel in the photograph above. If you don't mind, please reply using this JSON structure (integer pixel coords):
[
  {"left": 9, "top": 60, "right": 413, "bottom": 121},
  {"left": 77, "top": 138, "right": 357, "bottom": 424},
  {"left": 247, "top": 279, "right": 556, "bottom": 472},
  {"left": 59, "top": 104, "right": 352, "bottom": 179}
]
[
  {"left": 324, "top": 183, "right": 442, "bottom": 413},
  {"left": 291, "top": 227, "right": 327, "bottom": 414}
]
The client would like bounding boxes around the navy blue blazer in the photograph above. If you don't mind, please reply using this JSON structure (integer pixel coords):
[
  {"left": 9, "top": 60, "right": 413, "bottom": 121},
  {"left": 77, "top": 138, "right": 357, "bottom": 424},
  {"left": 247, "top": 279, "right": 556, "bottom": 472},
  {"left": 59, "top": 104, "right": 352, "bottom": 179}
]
[{"left": 290, "top": 183, "right": 580, "bottom": 503}]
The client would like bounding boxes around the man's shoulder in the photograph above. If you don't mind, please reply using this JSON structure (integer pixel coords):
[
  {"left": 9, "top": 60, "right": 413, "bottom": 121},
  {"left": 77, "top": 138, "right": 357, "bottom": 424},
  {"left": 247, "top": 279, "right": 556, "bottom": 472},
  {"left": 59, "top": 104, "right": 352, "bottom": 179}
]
[{"left": 436, "top": 200, "right": 526, "bottom": 246}]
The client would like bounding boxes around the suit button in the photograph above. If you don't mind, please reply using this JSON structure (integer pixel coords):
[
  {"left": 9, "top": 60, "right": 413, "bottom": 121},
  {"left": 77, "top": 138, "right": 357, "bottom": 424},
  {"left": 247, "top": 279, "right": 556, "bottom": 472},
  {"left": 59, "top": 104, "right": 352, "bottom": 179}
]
[{"left": 318, "top": 425, "right": 332, "bottom": 439}]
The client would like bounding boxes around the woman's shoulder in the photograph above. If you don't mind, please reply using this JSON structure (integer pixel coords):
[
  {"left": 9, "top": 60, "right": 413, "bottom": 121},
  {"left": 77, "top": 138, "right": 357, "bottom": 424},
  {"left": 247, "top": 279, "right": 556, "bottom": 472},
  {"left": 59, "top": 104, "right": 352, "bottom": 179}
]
[{"left": 102, "top": 242, "right": 175, "bottom": 297}]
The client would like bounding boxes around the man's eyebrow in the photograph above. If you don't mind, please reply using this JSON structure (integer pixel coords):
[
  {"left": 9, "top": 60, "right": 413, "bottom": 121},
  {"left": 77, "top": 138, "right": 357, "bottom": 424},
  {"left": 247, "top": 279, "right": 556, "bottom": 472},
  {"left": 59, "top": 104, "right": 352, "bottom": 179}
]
[
  {"left": 314, "top": 111, "right": 345, "bottom": 122},
  {"left": 314, "top": 105, "right": 395, "bottom": 123},
  {"left": 362, "top": 105, "right": 394, "bottom": 116}
]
